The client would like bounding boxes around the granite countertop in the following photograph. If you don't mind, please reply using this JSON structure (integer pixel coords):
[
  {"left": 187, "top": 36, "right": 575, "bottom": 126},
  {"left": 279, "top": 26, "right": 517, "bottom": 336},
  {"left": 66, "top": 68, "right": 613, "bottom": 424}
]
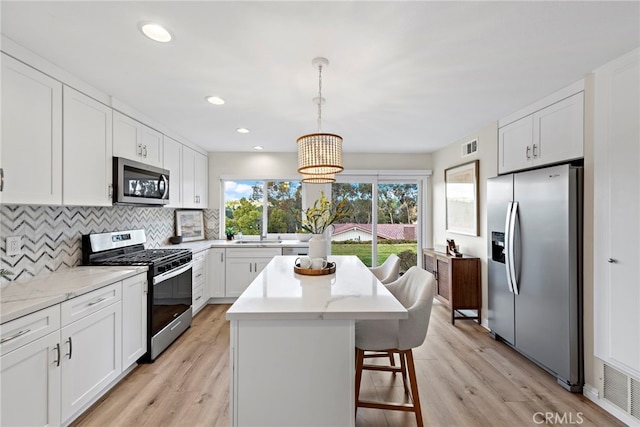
[
  {"left": 226, "top": 255, "right": 407, "bottom": 321},
  {"left": 1, "top": 266, "right": 148, "bottom": 324},
  {"left": 164, "top": 239, "right": 309, "bottom": 253}
]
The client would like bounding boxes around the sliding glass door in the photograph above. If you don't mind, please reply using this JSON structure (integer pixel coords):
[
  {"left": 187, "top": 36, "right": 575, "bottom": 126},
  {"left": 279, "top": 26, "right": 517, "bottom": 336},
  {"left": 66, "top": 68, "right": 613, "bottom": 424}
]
[{"left": 331, "top": 177, "right": 421, "bottom": 271}]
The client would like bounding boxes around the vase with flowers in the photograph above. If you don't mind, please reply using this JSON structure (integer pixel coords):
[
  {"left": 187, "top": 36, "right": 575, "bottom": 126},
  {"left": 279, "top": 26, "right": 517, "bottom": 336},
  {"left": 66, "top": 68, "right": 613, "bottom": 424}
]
[{"left": 300, "top": 191, "right": 351, "bottom": 260}]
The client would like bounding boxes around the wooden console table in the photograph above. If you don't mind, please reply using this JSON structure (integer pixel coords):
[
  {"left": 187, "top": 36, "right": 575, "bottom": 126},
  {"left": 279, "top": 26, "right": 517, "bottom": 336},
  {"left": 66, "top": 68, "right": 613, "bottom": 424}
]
[{"left": 422, "top": 249, "right": 481, "bottom": 325}]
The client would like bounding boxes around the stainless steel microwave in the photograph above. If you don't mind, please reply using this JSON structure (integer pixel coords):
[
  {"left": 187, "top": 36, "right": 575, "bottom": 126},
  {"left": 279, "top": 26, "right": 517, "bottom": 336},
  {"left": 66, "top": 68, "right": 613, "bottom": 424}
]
[{"left": 113, "top": 157, "right": 169, "bottom": 206}]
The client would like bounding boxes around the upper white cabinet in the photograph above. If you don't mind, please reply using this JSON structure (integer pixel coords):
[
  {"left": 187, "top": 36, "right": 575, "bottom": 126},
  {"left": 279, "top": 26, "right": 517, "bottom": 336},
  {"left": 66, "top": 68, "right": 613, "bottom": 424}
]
[
  {"left": 499, "top": 82, "right": 584, "bottom": 174},
  {"left": 182, "top": 146, "right": 208, "bottom": 208},
  {"left": 163, "top": 136, "right": 182, "bottom": 208},
  {"left": 593, "top": 48, "right": 640, "bottom": 377},
  {"left": 113, "top": 111, "right": 163, "bottom": 168},
  {"left": 1, "top": 53, "right": 62, "bottom": 205},
  {"left": 63, "top": 86, "right": 113, "bottom": 206}
]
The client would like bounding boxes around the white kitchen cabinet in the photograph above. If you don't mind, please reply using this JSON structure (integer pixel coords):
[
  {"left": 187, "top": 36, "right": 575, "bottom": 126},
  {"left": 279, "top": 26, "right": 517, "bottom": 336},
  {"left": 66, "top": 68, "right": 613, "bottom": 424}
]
[
  {"left": 1, "top": 331, "right": 62, "bottom": 427},
  {"left": 60, "top": 284, "right": 122, "bottom": 422},
  {"left": 182, "top": 146, "right": 208, "bottom": 208},
  {"left": 192, "top": 250, "right": 208, "bottom": 314},
  {"left": 121, "top": 273, "right": 147, "bottom": 369},
  {"left": 0, "top": 305, "right": 62, "bottom": 427},
  {"left": 594, "top": 48, "right": 640, "bottom": 377},
  {"left": 225, "top": 247, "right": 281, "bottom": 297},
  {"left": 163, "top": 135, "right": 183, "bottom": 208},
  {"left": 499, "top": 85, "right": 584, "bottom": 174},
  {"left": 113, "top": 110, "right": 163, "bottom": 168},
  {"left": 1, "top": 52, "right": 62, "bottom": 205},
  {"left": 208, "top": 248, "right": 226, "bottom": 298},
  {"left": 63, "top": 86, "right": 113, "bottom": 206}
]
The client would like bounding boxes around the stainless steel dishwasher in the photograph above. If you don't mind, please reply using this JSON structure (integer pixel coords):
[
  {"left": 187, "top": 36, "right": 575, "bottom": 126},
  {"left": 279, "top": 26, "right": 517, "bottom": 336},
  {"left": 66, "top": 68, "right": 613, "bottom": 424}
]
[{"left": 282, "top": 246, "right": 309, "bottom": 256}]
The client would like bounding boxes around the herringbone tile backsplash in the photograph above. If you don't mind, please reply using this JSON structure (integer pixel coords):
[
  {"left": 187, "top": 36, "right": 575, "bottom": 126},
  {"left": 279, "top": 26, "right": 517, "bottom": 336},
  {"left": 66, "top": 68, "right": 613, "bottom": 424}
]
[{"left": 1, "top": 205, "right": 220, "bottom": 283}]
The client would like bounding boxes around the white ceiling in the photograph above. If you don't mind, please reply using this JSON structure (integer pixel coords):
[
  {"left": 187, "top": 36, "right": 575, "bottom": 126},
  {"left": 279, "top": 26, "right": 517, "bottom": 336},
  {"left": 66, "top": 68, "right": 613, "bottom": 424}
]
[{"left": 2, "top": 1, "right": 639, "bottom": 154}]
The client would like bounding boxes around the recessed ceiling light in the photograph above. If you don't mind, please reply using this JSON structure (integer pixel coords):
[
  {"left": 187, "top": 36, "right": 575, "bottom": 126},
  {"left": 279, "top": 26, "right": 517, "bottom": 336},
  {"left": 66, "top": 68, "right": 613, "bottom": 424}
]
[
  {"left": 253, "top": 146, "right": 264, "bottom": 150},
  {"left": 206, "top": 96, "right": 225, "bottom": 105},
  {"left": 237, "top": 128, "right": 250, "bottom": 134},
  {"left": 139, "top": 22, "right": 172, "bottom": 43}
]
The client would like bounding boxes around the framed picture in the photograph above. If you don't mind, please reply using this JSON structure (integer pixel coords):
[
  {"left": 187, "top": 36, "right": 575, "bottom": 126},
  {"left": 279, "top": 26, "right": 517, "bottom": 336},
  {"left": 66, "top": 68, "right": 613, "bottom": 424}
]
[
  {"left": 175, "top": 210, "right": 205, "bottom": 242},
  {"left": 445, "top": 160, "right": 479, "bottom": 236}
]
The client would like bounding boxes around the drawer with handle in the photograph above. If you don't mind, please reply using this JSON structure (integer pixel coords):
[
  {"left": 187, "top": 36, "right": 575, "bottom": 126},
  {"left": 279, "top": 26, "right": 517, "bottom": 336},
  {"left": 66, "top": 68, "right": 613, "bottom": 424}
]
[
  {"left": 61, "top": 282, "right": 121, "bottom": 326},
  {"left": 0, "top": 304, "right": 60, "bottom": 356}
]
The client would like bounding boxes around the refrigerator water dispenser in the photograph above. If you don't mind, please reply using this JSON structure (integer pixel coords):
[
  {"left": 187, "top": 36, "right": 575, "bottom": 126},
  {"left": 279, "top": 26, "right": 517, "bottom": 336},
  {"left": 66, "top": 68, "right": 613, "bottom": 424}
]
[{"left": 491, "top": 232, "right": 505, "bottom": 263}]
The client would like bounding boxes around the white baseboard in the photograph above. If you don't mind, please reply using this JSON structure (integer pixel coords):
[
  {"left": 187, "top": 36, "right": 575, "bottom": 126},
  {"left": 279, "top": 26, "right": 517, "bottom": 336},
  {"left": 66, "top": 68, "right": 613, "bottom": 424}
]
[{"left": 583, "top": 383, "right": 640, "bottom": 426}]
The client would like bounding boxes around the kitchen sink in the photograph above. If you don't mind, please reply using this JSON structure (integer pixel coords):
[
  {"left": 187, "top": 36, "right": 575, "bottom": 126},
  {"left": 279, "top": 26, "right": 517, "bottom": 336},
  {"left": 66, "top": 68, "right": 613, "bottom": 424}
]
[{"left": 234, "top": 239, "right": 282, "bottom": 244}]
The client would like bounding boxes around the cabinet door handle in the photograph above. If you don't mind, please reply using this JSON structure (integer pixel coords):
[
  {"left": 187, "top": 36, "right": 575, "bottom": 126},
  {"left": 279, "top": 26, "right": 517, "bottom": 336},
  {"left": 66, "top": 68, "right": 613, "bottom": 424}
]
[
  {"left": 0, "top": 328, "right": 31, "bottom": 344},
  {"left": 66, "top": 337, "right": 73, "bottom": 359},
  {"left": 137, "top": 143, "right": 143, "bottom": 156},
  {"left": 220, "top": 253, "right": 224, "bottom": 262},
  {"left": 532, "top": 144, "right": 538, "bottom": 158},
  {"left": 88, "top": 297, "right": 107, "bottom": 306},
  {"left": 54, "top": 343, "right": 61, "bottom": 367},
  {"left": 607, "top": 258, "right": 617, "bottom": 263},
  {"left": 143, "top": 145, "right": 148, "bottom": 158},
  {"left": 108, "top": 184, "right": 113, "bottom": 199},
  {"left": 0, "top": 167, "right": 4, "bottom": 192},
  {"left": 526, "top": 146, "right": 531, "bottom": 160},
  {"left": 195, "top": 296, "right": 202, "bottom": 301}
]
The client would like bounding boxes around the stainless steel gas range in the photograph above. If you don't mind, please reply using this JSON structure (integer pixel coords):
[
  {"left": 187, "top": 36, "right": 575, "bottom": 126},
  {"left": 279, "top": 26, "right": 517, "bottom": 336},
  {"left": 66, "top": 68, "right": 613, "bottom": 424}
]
[{"left": 82, "top": 229, "right": 192, "bottom": 362}]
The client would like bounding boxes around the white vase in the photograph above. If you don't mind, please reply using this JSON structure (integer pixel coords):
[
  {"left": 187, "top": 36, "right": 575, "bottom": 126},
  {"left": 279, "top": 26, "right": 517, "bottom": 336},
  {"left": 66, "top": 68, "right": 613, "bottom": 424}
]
[{"left": 308, "top": 233, "right": 327, "bottom": 260}]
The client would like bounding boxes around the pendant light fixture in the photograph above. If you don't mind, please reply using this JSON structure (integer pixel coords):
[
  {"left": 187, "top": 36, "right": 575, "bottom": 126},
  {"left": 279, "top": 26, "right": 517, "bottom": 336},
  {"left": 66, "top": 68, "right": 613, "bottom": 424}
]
[{"left": 297, "top": 57, "right": 343, "bottom": 182}]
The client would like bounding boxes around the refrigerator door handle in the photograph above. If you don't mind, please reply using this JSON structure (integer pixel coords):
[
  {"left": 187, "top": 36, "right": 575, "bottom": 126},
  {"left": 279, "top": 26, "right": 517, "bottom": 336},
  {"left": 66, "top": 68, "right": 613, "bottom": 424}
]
[
  {"left": 508, "top": 202, "right": 520, "bottom": 295},
  {"left": 504, "top": 202, "right": 515, "bottom": 294}
]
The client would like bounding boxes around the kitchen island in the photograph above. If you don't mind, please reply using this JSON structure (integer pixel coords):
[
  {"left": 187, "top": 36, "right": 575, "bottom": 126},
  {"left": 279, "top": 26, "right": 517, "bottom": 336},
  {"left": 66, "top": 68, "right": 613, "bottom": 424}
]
[{"left": 226, "top": 255, "right": 407, "bottom": 427}]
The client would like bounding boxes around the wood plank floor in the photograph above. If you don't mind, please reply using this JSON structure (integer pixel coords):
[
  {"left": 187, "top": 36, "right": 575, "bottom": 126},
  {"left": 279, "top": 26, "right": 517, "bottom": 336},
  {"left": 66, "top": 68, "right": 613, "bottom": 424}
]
[{"left": 73, "top": 301, "right": 622, "bottom": 427}]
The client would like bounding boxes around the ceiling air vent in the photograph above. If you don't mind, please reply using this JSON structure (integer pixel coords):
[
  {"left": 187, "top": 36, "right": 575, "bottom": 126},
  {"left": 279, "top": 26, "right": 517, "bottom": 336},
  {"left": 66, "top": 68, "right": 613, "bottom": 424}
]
[{"left": 462, "top": 138, "right": 478, "bottom": 157}]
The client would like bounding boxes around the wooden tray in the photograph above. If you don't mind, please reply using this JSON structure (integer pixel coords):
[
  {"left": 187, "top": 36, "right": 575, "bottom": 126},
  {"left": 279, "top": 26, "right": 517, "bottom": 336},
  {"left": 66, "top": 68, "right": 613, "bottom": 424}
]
[{"left": 294, "top": 261, "right": 336, "bottom": 276}]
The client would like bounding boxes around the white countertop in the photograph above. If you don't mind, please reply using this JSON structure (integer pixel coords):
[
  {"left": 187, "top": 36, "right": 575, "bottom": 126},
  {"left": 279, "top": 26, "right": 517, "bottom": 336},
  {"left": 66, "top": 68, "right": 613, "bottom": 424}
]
[
  {"left": 163, "top": 239, "right": 309, "bottom": 253},
  {"left": 0, "top": 266, "right": 148, "bottom": 324},
  {"left": 226, "top": 255, "right": 407, "bottom": 321}
]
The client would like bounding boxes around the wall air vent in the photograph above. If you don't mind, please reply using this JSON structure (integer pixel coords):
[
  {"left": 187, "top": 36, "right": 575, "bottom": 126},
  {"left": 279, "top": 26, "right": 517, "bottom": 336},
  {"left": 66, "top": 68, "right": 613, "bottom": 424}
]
[
  {"left": 631, "top": 377, "right": 640, "bottom": 419},
  {"left": 462, "top": 138, "right": 478, "bottom": 157},
  {"left": 604, "top": 364, "right": 629, "bottom": 412}
]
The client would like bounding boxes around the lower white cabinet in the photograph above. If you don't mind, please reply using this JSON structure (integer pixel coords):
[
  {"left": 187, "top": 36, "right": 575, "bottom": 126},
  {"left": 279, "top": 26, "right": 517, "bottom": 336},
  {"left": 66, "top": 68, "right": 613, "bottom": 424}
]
[
  {"left": 0, "top": 279, "right": 130, "bottom": 426},
  {"left": 225, "top": 248, "right": 281, "bottom": 297},
  {"left": 208, "top": 248, "right": 226, "bottom": 298},
  {"left": 122, "top": 273, "right": 147, "bottom": 369},
  {"left": 1, "top": 331, "right": 62, "bottom": 427},
  {"left": 192, "top": 250, "right": 208, "bottom": 314},
  {"left": 60, "top": 289, "right": 122, "bottom": 422}
]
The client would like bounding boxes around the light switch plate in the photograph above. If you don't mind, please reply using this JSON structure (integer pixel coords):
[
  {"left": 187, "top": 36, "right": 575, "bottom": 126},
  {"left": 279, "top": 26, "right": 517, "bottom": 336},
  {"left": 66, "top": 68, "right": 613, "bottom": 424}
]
[{"left": 6, "top": 236, "right": 22, "bottom": 256}]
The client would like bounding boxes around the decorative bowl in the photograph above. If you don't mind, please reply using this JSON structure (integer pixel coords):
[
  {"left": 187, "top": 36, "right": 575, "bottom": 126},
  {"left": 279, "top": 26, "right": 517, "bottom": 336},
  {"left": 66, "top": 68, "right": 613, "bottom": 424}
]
[
  {"left": 296, "top": 233, "right": 312, "bottom": 242},
  {"left": 169, "top": 236, "right": 183, "bottom": 244}
]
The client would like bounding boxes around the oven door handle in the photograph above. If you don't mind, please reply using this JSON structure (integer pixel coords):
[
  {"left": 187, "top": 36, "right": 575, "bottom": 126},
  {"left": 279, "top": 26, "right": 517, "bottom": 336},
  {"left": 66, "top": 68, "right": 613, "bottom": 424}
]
[{"left": 153, "top": 261, "right": 193, "bottom": 286}]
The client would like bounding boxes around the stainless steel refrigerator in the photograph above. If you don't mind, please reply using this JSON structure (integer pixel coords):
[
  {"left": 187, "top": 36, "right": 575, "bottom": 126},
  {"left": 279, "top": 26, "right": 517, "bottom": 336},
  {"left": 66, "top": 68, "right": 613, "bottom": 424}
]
[{"left": 487, "top": 163, "right": 583, "bottom": 392}]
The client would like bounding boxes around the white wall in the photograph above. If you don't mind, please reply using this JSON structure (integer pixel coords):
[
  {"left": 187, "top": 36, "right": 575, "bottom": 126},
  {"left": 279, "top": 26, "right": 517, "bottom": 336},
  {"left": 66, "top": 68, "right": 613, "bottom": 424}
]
[{"left": 431, "top": 122, "right": 498, "bottom": 327}]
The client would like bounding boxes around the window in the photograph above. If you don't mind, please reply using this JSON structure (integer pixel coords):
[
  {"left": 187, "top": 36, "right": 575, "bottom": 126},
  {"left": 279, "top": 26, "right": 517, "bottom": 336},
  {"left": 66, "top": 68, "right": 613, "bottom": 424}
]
[{"left": 224, "top": 180, "right": 302, "bottom": 236}]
